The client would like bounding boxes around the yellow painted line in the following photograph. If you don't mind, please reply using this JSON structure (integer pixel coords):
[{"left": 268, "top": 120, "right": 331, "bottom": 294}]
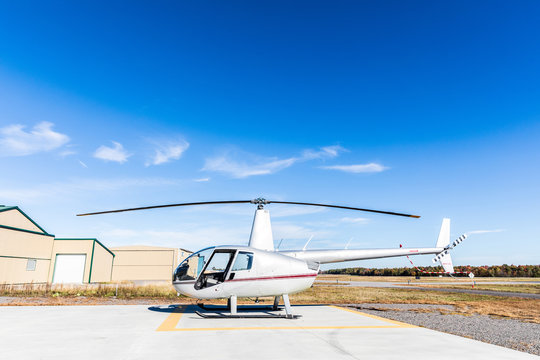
[
  {"left": 156, "top": 306, "right": 185, "bottom": 332},
  {"left": 167, "top": 325, "right": 403, "bottom": 332},
  {"left": 156, "top": 305, "right": 416, "bottom": 332},
  {"left": 329, "top": 305, "right": 417, "bottom": 328}
]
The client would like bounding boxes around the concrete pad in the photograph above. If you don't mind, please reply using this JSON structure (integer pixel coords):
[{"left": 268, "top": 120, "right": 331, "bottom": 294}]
[{"left": 0, "top": 304, "right": 534, "bottom": 359}]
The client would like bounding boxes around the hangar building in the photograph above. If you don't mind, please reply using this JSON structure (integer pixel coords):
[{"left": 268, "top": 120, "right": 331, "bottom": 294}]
[
  {"left": 0, "top": 205, "right": 191, "bottom": 285},
  {"left": 111, "top": 246, "right": 191, "bottom": 284},
  {"left": 0, "top": 205, "right": 55, "bottom": 284}
]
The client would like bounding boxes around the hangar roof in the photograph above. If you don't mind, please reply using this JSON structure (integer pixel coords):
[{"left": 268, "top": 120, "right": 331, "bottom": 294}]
[{"left": 0, "top": 205, "right": 52, "bottom": 236}]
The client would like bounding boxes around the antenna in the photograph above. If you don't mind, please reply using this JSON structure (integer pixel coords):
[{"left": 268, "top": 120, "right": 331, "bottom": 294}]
[
  {"left": 276, "top": 238, "right": 284, "bottom": 250},
  {"left": 303, "top": 235, "right": 314, "bottom": 251}
]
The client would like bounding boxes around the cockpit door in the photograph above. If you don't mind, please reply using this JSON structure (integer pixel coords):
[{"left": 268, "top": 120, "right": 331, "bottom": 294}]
[
  {"left": 227, "top": 251, "right": 254, "bottom": 281},
  {"left": 195, "top": 249, "right": 236, "bottom": 290}
]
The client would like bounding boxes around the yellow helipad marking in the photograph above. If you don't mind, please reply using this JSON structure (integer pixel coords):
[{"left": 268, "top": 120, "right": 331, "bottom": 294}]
[
  {"left": 156, "top": 306, "right": 185, "bottom": 332},
  {"left": 156, "top": 305, "right": 416, "bottom": 332}
]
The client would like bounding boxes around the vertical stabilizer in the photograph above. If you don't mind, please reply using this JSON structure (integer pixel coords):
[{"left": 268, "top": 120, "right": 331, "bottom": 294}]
[
  {"left": 436, "top": 218, "right": 450, "bottom": 248},
  {"left": 439, "top": 252, "right": 454, "bottom": 273},
  {"left": 248, "top": 209, "right": 274, "bottom": 251}
]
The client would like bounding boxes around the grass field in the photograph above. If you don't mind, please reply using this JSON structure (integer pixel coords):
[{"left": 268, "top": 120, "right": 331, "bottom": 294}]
[
  {"left": 1, "top": 281, "right": 539, "bottom": 323},
  {"left": 317, "top": 274, "right": 540, "bottom": 283},
  {"left": 294, "top": 286, "right": 540, "bottom": 323},
  {"left": 411, "top": 283, "right": 540, "bottom": 294}
]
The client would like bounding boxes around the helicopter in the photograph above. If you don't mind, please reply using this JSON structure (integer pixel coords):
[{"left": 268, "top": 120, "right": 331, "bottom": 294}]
[{"left": 78, "top": 198, "right": 467, "bottom": 319}]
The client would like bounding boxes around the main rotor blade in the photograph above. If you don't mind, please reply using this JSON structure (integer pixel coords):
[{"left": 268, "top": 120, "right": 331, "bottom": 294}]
[
  {"left": 77, "top": 200, "right": 252, "bottom": 216},
  {"left": 267, "top": 200, "right": 420, "bottom": 218}
]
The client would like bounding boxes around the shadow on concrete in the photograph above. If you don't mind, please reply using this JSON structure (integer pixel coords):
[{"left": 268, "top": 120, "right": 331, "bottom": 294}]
[
  {"left": 147, "top": 303, "right": 330, "bottom": 314},
  {"left": 148, "top": 305, "right": 187, "bottom": 313}
]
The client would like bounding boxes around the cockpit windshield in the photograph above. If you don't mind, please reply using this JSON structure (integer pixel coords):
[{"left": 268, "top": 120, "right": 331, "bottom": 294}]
[{"left": 173, "top": 247, "right": 214, "bottom": 282}]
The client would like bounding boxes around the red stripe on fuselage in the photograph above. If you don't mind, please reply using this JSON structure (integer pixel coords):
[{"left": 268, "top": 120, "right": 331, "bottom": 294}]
[{"left": 225, "top": 273, "right": 317, "bottom": 282}]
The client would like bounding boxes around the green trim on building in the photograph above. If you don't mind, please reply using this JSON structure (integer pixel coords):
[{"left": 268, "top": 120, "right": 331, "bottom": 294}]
[
  {"left": 88, "top": 240, "right": 96, "bottom": 283},
  {"left": 0, "top": 224, "right": 55, "bottom": 237},
  {"left": 95, "top": 239, "right": 115, "bottom": 257},
  {"left": 51, "top": 254, "right": 57, "bottom": 283},
  {"left": 55, "top": 238, "right": 115, "bottom": 257},
  {"left": 0, "top": 206, "right": 50, "bottom": 235}
]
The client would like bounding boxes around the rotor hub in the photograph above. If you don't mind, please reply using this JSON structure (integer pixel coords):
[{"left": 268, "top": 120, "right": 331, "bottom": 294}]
[{"left": 251, "top": 198, "right": 269, "bottom": 209}]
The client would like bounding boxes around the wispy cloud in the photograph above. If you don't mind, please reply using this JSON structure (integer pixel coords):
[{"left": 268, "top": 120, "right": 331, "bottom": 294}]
[
  {"left": 93, "top": 141, "right": 131, "bottom": 163},
  {"left": 302, "top": 145, "right": 346, "bottom": 160},
  {"left": 78, "top": 160, "right": 88, "bottom": 168},
  {"left": 203, "top": 145, "right": 345, "bottom": 178},
  {"left": 269, "top": 205, "right": 325, "bottom": 218},
  {"left": 194, "top": 177, "right": 210, "bottom": 182},
  {"left": 321, "top": 163, "right": 388, "bottom": 173},
  {"left": 203, "top": 155, "right": 297, "bottom": 178},
  {"left": 0, "top": 177, "right": 182, "bottom": 202},
  {"left": 100, "top": 226, "right": 248, "bottom": 250},
  {"left": 146, "top": 139, "right": 189, "bottom": 166},
  {"left": 59, "top": 150, "right": 77, "bottom": 157},
  {"left": 0, "top": 121, "right": 69, "bottom": 156},
  {"left": 466, "top": 229, "right": 505, "bottom": 235},
  {"left": 340, "top": 217, "right": 370, "bottom": 224}
]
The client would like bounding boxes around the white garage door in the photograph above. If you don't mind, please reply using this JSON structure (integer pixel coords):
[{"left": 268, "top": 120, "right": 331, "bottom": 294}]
[{"left": 53, "top": 254, "right": 86, "bottom": 284}]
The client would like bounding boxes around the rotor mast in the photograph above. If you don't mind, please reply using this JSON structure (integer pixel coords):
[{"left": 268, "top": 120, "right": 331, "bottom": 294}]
[{"left": 248, "top": 198, "right": 274, "bottom": 251}]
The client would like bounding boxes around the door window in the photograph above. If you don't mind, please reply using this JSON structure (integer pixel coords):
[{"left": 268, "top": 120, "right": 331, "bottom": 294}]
[
  {"left": 231, "top": 252, "right": 253, "bottom": 271},
  {"left": 195, "top": 250, "right": 235, "bottom": 289}
]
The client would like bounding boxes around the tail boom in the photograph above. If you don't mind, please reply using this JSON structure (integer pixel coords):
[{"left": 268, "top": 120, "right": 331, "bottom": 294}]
[{"left": 281, "top": 247, "right": 443, "bottom": 264}]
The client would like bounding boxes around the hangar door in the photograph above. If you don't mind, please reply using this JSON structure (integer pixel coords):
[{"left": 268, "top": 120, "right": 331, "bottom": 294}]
[{"left": 53, "top": 254, "right": 86, "bottom": 284}]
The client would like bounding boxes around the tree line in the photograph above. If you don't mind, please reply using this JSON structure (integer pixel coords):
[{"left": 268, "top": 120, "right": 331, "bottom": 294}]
[{"left": 323, "top": 264, "right": 540, "bottom": 277}]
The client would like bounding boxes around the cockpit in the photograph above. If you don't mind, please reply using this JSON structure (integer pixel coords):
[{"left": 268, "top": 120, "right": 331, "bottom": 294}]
[{"left": 173, "top": 247, "right": 254, "bottom": 289}]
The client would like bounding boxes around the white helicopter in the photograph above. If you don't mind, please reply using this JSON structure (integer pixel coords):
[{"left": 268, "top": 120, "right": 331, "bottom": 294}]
[{"left": 78, "top": 198, "right": 467, "bottom": 319}]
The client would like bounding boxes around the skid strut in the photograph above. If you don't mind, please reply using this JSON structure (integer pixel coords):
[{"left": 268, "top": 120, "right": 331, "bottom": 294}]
[{"left": 195, "top": 294, "right": 299, "bottom": 319}]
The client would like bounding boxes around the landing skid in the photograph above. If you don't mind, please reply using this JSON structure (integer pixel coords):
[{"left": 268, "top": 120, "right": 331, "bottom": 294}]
[
  {"left": 196, "top": 294, "right": 298, "bottom": 319},
  {"left": 197, "top": 303, "right": 280, "bottom": 312},
  {"left": 195, "top": 310, "right": 300, "bottom": 319}
]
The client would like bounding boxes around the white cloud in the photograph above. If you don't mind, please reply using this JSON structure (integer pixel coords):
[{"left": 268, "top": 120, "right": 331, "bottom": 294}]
[
  {"left": 100, "top": 226, "right": 247, "bottom": 250},
  {"left": 340, "top": 217, "right": 370, "bottom": 224},
  {"left": 93, "top": 141, "right": 131, "bottom": 163},
  {"left": 59, "top": 150, "right": 77, "bottom": 157},
  {"left": 269, "top": 205, "right": 325, "bottom": 218},
  {"left": 0, "top": 121, "right": 69, "bottom": 156},
  {"left": 146, "top": 140, "right": 189, "bottom": 166},
  {"left": 302, "top": 145, "right": 346, "bottom": 160},
  {"left": 0, "top": 177, "right": 182, "bottom": 202},
  {"left": 203, "top": 155, "right": 297, "bottom": 178},
  {"left": 194, "top": 178, "right": 210, "bottom": 182},
  {"left": 78, "top": 160, "right": 88, "bottom": 168},
  {"left": 203, "top": 145, "right": 345, "bottom": 179},
  {"left": 321, "top": 163, "right": 388, "bottom": 173},
  {"left": 466, "top": 229, "right": 505, "bottom": 235}
]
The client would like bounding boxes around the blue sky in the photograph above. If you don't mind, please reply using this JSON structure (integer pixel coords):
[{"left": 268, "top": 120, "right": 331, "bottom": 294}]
[{"left": 1, "top": 1, "right": 539, "bottom": 268}]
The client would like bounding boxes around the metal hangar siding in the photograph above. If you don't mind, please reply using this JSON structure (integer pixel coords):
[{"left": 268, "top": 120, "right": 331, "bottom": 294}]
[{"left": 0, "top": 205, "right": 189, "bottom": 284}]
